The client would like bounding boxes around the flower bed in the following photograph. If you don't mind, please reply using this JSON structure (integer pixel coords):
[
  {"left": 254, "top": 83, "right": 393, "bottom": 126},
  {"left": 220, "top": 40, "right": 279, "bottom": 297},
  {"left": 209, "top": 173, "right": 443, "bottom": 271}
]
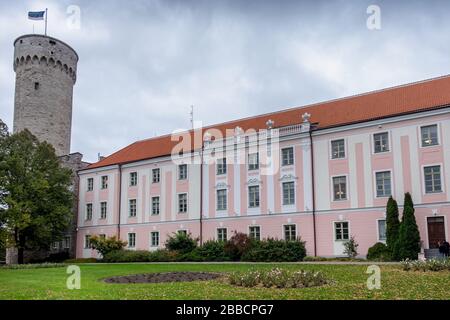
[
  {"left": 401, "top": 258, "right": 450, "bottom": 271},
  {"left": 227, "top": 268, "right": 329, "bottom": 288}
]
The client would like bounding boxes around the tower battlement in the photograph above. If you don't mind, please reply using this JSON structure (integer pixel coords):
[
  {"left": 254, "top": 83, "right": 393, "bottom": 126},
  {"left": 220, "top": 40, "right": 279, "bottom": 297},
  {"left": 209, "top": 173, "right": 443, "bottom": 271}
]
[{"left": 13, "top": 34, "right": 78, "bottom": 156}]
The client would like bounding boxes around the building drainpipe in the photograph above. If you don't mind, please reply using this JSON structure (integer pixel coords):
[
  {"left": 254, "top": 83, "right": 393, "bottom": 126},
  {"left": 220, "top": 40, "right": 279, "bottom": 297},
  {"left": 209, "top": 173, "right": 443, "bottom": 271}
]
[
  {"left": 117, "top": 164, "right": 122, "bottom": 240},
  {"left": 309, "top": 129, "right": 317, "bottom": 257},
  {"left": 199, "top": 146, "right": 204, "bottom": 246}
]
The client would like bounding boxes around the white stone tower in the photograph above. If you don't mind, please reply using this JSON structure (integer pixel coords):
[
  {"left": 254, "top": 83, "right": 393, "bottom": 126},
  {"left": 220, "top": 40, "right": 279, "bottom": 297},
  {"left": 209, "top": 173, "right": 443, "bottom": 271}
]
[{"left": 13, "top": 34, "right": 78, "bottom": 156}]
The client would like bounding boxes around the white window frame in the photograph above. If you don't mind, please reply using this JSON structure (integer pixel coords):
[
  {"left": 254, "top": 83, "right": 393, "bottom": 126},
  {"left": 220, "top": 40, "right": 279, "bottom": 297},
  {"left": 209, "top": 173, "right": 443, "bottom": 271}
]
[
  {"left": 100, "top": 201, "right": 107, "bottom": 219},
  {"left": 63, "top": 236, "right": 71, "bottom": 249},
  {"left": 178, "top": 164, "right": 188, "bottom": 180},
  {"left": 152, "top": 168, "right": 160, "bottom": 183},
  {"left": 127, "top": 232, "right": 136, "bottom": 248},
  {"left": 87, "top": 178, "right": 94, "bottom": 192},
  {"left": 331, "top": 175, "right": 348, "bottom": 201},
  {"left": 217, "top": 227, "right": 228, "bottom": 242},
  {"left": 216, "top": 189, "right": 227, "bottom": 211},
  {"left": 419, "top": 123, "right": 440, "bottom": 148},
  {"left": 129, "top": 199, "right": 137, "bottom": 217},
  {"left": 283, "top": 224, "right": 297, "bottom": 241},
  {"left": 334, "top": 221, "right": 350, "bottom": 241},
  {"left": 84, "top": 235, "right": 91, "bottom": 249},
  {"left": 372, "top": 131, "right": 391, "bottom": 154},
  {"left": 248, "top": 153, "right": 259, "bottom": 171},
  {"left": 178, "top": 193, "right": 188, "bottom": 213},
  {"left": 376, "top": 219, "right": 387, "bottom": 242},
  {"left": 330, "top": 138, "right": 346, "bottom": 160},
  {"left": 129, "top": 172, "right": 138, "bottom": 186},
  {"left": 248, "top": 185, "right": 260, "bottom": 208},
  {"left": 422, "top": 163, "right": 444, "bottom": 194},
  {"left": 85, "top": 203, "right": 93, "bottom": 221},
  {"left": 249, "top": 225, "right": 261, "bottom": 241},
  {"left": 216, "top": 158, "right": 227, "bottom": 175},
  {"left": 151, "top": 196, "right": 160, "bottom": 215},
  {"left": 150, "top": 231, "right": 160, "bottom": 247},
  {"left": 374, "top": 170, "right": 393, "bottom": 198},
  {"left": 281, "top": 147, "right": 295, "bottom": 166},
  {"left": 101, "top": 175, "right": 108, "bottom": 189},
  {"left": 282, "top": 181, "right": 296, "bottom": 205}
]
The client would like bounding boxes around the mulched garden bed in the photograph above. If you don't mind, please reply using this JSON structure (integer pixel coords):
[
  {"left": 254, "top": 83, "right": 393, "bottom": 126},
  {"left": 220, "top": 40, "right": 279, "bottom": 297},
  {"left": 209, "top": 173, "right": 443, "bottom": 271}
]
[{"left": 104, "top": 272, "right": 222, "bottom": 284}]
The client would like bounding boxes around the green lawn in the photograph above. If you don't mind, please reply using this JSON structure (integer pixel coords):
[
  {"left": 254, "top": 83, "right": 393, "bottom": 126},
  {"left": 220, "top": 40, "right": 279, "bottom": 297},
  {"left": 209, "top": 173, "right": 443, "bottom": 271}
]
[{"left": 0, "top": 263, "right": 449, "bottom": 300}]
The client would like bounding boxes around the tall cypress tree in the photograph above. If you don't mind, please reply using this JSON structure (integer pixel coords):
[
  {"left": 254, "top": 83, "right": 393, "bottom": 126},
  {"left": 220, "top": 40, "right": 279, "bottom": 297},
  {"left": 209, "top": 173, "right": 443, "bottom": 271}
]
[
  {"left": 396, "top": 193, "right": 421, "bottom": 260},
  {"left": 385, "top": 197, "right": 400, "bottom": 257}
]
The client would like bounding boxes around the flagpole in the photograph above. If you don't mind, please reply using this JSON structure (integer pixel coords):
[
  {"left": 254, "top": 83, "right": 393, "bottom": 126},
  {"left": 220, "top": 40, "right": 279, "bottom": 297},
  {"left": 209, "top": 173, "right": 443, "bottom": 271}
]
[{"left": 44, "top": 8, "right": 48, "bottom": 36}]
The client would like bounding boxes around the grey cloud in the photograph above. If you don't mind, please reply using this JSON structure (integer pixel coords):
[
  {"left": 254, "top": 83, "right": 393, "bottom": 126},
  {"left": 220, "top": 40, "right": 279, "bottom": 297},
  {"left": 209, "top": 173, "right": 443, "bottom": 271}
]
[{"left": 1, "top": 0, "right": 450, "bottom": 162}]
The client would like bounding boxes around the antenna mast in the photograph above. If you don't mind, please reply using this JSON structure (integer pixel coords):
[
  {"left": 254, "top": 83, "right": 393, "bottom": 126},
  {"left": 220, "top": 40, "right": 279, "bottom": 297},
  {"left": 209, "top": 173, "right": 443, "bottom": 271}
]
[{"left": 190, "top": 105, "right": 194, "bottom": 129}]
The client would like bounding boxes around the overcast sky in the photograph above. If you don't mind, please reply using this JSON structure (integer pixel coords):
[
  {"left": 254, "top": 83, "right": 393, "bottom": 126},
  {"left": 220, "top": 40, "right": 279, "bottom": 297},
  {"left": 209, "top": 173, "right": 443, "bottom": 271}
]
[{"left": 1, "top": 0, "right": 449, "bottom": 163}]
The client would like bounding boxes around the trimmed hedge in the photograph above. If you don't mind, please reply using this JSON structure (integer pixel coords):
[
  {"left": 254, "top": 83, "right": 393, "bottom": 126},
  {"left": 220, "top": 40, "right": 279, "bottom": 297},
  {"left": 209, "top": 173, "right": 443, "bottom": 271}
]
[
  {"left": 102, "top": 249, "right": 179, "bottom": 263},
  {"left": 241, "top": 238, "right": 306, "bottom": 262}
]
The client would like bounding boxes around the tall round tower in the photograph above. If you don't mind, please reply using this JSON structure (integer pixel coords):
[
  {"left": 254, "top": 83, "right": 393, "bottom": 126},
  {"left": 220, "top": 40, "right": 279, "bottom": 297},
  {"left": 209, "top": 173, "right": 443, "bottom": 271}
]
[{"left": 13, "top": 35, "right": 78, "bottom": 156}]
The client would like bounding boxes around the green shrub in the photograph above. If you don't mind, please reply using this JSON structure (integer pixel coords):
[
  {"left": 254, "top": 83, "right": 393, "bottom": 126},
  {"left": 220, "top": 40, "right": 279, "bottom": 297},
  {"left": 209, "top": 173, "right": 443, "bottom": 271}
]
[
  {"left": 102, "top": 249, "right": 179, "bottom": 263},
  {"left": 241, "top": 238, "right": 306, "bottom": 262},
  {"left": 184, "top": 240, "right": 231, "bottom": 262},
  {"left": 89, "top": 235, "right": 127, "bottom": 257},
  {"left": 367, "top": 242, "right": 391, "bottom": 261},
  {"left": 343, "top": 236, "right": 359, "bottom": 258},
  {"left": 1, "top": 263, "right": 66, "bottom": 269},
  {"left": 165, "top": 232, "right": 197, "bottom": 254},
  {"left": 227, "top": 268, "right": 328, "bottom": 288},
  {"left": 224, "top": 232, "right": 253, "bottom": 261}
]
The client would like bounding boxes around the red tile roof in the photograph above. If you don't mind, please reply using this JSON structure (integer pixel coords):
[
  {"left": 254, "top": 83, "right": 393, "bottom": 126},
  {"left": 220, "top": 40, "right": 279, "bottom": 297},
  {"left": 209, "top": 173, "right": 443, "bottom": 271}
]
[{"left": 85, "top": 75, "right": 450, "bottom": 170}]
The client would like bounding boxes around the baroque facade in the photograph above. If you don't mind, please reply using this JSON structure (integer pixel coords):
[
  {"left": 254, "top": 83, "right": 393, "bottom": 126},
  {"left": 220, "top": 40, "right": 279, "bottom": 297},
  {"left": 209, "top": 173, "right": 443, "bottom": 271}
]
[{"left": 77, "top": 76, "right": 450, "bottom": 258}]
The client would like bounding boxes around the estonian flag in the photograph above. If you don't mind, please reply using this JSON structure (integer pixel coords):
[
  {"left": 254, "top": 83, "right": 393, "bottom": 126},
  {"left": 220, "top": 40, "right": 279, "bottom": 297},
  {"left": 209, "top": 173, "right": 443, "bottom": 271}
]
[{"left": 28, "top": 11, "right": 45, "bottom": 21}]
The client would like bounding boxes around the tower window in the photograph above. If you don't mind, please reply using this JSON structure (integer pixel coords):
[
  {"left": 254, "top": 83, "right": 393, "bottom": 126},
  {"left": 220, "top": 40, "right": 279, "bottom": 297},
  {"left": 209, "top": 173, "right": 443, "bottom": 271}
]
[{"left": 34, "top": 82, "right": 39, "bottom": 90}]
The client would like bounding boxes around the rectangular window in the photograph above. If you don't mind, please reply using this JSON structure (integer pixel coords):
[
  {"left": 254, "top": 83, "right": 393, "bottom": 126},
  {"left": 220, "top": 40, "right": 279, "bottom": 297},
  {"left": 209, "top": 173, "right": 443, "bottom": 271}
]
[
  {"left": 248, "top": 185, "right": 260, "bottom": 208},
  {"left": 84, "top": 235, "right": 91, "bottom": 249},
  {"left": 248, "top": 153, "right": 259, "bottom": 170},
  {"left": 99, "top": 234, "right": 106, "bottom": 240},
  {"left": 128, "top": 233, "right": 136, "bottom": 248},
  {"left": 282, "top": 182, "right": 295, "bottom": 205},
  {"left": 150, "top": 232, "right": 159, "bottom": 247},
  {"left": 216, "top": 189, "right": 227, "bottom": 211},
  {"left": 86, "top": 203, "right": 93, "bottom": 221},
  {"left": 331, "top": 139, "right": 345, "bottom": 159},
  {"left": 87, "top": 178, "right": 93, "bottom": 191},
  {"left": 282, "top": 147, "right": 294, "bottom": 166},
  {"left": 249, "top": 226, "right": 261, "bottom": 241},
  {"left": 374, "top": 132, "right": 390, "bottom": 153},
  {"left": 129, "top": 199, "right": 137, "bottom": 217},
  {"left": 100, "top": 201, "right": 107, "bottom": 219},
  {"left": 333, "top": 176, "right": 347, "bottom": 201},
  {"left": 64, "top": 236, "right": 71, "bottom": 249},
  {"left": 378, "top": 220, "right": 386, "bottom": 241},
  {"left": 130, "top": 172, "right": 138, "bottom": 186},
  {"left": 375, "top": 171, "right": 392, "bottom": 197},
  {"left": 178, "top": 230, "right": 187, "bottom": 236},
  {"left": 178, "top": 164, "right": 188, "bottom": 180},
  {"left": 421, "top": 124, "right": 438, "bottom": 147},
  {"left": 217, "top": 228, "right": 227, "bottom": 242},
  {"left": 101, "top": 175, "right": 108, "bottom": 189},
  {"left": 151, "top": 196, "right": 160, "bottom": 215},
  {"left": 335, "top": 222, "right": 349, "bottom": 240},
  {"left": 152, "top": 168, "right": 160, "bottom": 183},
  {"left": 424, "top": 165, "right": 442, "bottom": 193},
  {"left": 284, "top": 225, "right": 296, "bottom": 241},
  {"left": 178, "top": 193, "right": 188, "bottom": 213},
  {"left": 217, "top": 158, "right": 227, "bottom": 175}
]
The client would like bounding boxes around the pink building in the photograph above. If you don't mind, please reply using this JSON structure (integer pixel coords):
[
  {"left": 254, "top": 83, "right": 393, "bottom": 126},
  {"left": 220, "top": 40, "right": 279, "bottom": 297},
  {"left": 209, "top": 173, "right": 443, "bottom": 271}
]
[{"left": 76, "top": 76, "right": 450, "bottom": 258}]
